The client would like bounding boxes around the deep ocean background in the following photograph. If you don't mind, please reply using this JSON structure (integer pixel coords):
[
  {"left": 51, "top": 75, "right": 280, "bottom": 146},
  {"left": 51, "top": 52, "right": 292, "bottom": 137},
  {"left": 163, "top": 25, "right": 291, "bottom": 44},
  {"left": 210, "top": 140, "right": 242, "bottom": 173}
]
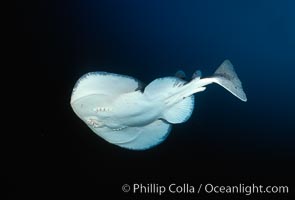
[{"left": 5, "top": 0, "right": 295, "bottom": 198}]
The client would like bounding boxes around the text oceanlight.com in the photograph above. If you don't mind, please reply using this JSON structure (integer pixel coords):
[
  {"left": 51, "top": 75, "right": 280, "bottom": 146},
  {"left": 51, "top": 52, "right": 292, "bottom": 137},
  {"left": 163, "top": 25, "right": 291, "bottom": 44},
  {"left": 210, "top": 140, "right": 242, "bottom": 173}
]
[{"left": 122, "top": 183, "right": 289, "bottom": 195}]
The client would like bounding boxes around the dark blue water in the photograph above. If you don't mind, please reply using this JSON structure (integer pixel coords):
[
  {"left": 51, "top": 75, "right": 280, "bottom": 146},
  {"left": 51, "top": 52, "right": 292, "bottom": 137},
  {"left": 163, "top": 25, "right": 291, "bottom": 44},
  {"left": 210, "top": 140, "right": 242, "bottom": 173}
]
[{"left": 9, "top": 0, "right": 295, "bottom": 198}]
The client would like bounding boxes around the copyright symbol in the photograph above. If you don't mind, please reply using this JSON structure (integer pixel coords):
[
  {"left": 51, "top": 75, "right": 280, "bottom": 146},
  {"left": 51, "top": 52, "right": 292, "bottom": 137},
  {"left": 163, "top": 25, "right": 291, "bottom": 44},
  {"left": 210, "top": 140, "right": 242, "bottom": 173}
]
[{"left": 122, "top": 184, "right": 130, "bottom": 193}]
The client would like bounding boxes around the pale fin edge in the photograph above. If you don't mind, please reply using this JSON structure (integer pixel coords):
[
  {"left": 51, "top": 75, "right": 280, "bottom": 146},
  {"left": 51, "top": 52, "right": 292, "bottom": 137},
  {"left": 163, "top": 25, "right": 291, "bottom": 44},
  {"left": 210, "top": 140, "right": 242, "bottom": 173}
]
[{"left": 89, "top": 120, "right": 172, "bottom": 150}]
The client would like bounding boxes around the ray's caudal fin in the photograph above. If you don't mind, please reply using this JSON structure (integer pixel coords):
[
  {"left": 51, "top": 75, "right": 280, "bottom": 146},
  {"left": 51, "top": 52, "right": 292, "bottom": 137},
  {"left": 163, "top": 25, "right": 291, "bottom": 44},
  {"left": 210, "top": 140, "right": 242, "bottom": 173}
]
[{"left": 211, "top": 60, "right": 247, "bottom": 102}]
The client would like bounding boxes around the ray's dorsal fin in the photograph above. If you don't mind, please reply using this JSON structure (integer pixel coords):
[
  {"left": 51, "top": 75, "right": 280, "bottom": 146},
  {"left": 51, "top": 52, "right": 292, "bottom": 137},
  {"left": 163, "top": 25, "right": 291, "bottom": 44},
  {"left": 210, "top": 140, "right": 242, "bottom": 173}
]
[
  {"left": 175, "top": 70, "right": 186, "bottom": 80},
  {"left": 192, "top": 70, "right": 202, "bottom": 80}
]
